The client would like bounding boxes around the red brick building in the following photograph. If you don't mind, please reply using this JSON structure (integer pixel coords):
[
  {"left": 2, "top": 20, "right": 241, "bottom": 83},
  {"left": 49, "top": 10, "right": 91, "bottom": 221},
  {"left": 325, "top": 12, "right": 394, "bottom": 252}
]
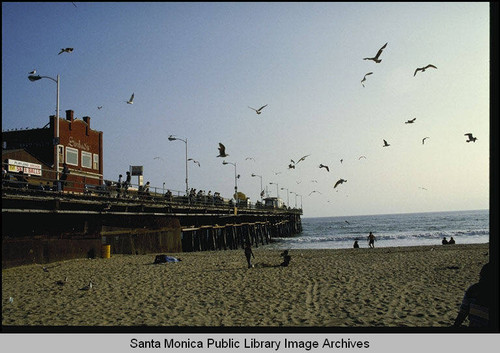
[{"left": 2, "top": 110, "right": 103, "bottom": 192}]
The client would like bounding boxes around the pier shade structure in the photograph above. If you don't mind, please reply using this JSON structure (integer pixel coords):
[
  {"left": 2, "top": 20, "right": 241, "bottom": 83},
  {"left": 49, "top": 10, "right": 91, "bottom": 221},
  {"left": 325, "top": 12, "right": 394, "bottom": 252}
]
[{"left": 2, "top": 175, "right": 302, "bottom": 268}]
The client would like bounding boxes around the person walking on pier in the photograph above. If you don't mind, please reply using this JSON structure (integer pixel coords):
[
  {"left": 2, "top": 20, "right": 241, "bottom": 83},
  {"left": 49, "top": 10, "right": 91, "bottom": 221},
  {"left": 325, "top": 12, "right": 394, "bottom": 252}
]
[{"left": 244, "top": 242, "right": 255, "bottom": 268}]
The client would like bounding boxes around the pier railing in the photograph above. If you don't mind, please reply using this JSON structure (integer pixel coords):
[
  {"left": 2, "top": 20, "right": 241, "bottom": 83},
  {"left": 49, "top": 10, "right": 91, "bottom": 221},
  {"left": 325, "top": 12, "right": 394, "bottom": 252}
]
[{"left": 2, "top": 163, "right": 302, "bottom": 214}]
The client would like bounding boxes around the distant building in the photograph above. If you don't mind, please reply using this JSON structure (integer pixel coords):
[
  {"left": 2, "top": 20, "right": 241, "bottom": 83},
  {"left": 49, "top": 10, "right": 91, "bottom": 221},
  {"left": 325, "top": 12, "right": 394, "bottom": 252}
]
[{"left": 2, "top": 110, "right": 103, "bottom": 192}]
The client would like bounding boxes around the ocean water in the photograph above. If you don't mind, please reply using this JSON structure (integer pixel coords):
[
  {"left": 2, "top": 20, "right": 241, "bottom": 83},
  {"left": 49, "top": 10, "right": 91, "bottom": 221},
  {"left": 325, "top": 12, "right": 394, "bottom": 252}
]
[{"left": 266, "top": 209, "right": 489, "bottom": 250}]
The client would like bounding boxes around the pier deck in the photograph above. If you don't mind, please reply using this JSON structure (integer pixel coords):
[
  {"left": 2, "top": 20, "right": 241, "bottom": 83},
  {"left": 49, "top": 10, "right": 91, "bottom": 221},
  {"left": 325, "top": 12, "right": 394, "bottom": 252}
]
[{"left": 2, "top": 187, "right": 302, "bottom": 268}]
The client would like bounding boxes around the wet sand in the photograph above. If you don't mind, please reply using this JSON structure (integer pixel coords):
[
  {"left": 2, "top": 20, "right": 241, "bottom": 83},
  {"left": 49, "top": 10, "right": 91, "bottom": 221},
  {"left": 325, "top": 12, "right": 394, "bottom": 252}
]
[{"left": 2, "top": 243, "right": 489, "bottom": 328}]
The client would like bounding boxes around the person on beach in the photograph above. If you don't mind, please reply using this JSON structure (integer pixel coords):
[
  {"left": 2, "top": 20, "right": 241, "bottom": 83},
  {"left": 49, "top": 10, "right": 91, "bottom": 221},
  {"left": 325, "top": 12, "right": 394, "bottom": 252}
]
[
  {"left": 453, "top": 263, "right": 492, "bottom": 328},
  {"left": 280, "top": 250, "right": 291, "bottom": 267},
  {"left": 448, "top": 237, "right": 456, "bottom": 244},
  {"left": 244, "top": 242, "right": 255, "bottom": 268},
  {"left": 442, "top": 237, "right": 448, "bottom": 245},
  {"left": 367, "top": 232, "right": 375, "bottom": 248},
  {"left": 353, "top": 240, "right": 359, "bottom": 248}
]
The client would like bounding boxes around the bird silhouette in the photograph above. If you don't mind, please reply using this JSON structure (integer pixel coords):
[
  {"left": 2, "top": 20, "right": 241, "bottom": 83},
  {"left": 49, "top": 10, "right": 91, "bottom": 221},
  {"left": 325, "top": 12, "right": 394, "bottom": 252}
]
[
  {"left": 188, "top": 158, "right": 201, "bottom": 167},
  {"left": 422, "top": 137, "right": 430, "bottom": 145},
  {"left": 464, "top": 133, "right": 477, "bottom": 143},
  {"left": 405, "top": 118, "right": 416, "bottom": 124},
  {"left": 363, "top": 43, "right": 387, "bottom": 63},
  {"left": 126, "top": 93, "right": 134, "bottom": 104},
  {"left": 58, "top": 48, "right": 74, "bottom": 55},
  {"left": 217, "top": 143, "right": 228, "bottom": 157},
  {"left": 319, "top": 164, "right": 330, "bottom": 172},
  {"left": 97, "top": 106, "right": 103, "bottom": 110},
  {"left": 361, "top": 72, "right": 373, "bottom": 87},
  {"left": 311, "top": 180, "right": 318, "bottom": 183},
  {"left": 29, "top": 69, "right": 36, "bottom": 75},
  {"left": 358, "top": 155, "right": 367, "bottom": 160},
  {"left": 309, "top": 190, "right": 322, "bottom": 196},
  {"left": 296, "top": 155, "right": 311, "bottom": 164},
  {"left": 383, "top": 139, "right": 390, "bottom": 147},
  {"left": 248, "top": 104, "right": 268, "bottom": 114},
  {"left": 414, "top": 64, "right": 437, "bottom": 77},
  {"left": 288, "top": 163, "right": 295, "bottom": 169},
  {"left": 245, "top": 157, "right": 255, "bottom": 161},
  {"left": 334, "top": 179, "right": 347, "bottom": 188}
]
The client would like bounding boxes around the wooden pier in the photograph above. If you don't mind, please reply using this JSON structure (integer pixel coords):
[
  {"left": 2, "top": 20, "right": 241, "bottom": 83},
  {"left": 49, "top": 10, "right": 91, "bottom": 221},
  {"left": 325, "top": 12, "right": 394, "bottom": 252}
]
[{"left": 2, "top": 187, "right": 302, "bottom": 268}]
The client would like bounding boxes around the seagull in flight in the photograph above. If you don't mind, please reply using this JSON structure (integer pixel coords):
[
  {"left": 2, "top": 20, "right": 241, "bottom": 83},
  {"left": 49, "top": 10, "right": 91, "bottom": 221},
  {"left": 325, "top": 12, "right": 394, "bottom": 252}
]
[
  {"left": 309, "top": 190, "right": 322, "bottom": 196},
  {"left": 188, "top": 158, "right": 201, "bottom": 167},
  {"left": 296, "top": 154, "right": 311, "bottom": 164},
  {"left": 319, "top": 164, "right": 330, "bottom": 172},
  {"left": 126, "top": 93, "right": 134, "bottom": 104},
  {"left": 422, "top": 137, "right": 430, "bottom": 145},
  {"left": 153, "top": 156, "right": 163, "bottom": 161},
  {"left": 383, "top": 139, "right": 390, "bottom": 147},
  {"left": 414, "top": 64, "right": 437, "bottom": 77},
  {"left": 245, "top": 157, "right": 255, "bottom": 161},
  {"left": 288, "top": 163, "right": 295, "bottom": 169},
  {"left": 248, "top": 104, "right": 268, "bottom": 114},
  {"left": 464, "top": 133, "right": 477, "bottom": 143},
  {"left": 58, "top": 48, "right": 74, "bottom": 55},
  {"left": 358, "top": 155, "right": 367, "bottom": 160},
  {"left": 361, "top": 72, "right": 373, "bottom": 87},
  {"left": 29, "top": 69, "right": 36, "bottom": 75},
  {"left": 97, "top": 106, "right": 103, "bottom": 110},
  {"left": 405, "top": 118, "right": 416, "bottom": 124},
  {"left": 363, "top": 42, "right": 387, "bottom": 63},
  {"left": 334, "top": 178, "right": 347, "bottom": 189},
  {"left": 217, "top": 143, "right": 228, "bottom": 157},
  {"left": 418, "top": 187, "right": 428, "bottom": 191}
]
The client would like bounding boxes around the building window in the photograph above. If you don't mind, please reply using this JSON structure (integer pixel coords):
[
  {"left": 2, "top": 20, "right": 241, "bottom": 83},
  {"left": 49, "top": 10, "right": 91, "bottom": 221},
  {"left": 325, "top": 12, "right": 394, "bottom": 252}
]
[
  {"left": 58, "top": 145, "right": 64, "bottom": 163},
  {"left": 66, "top": 147, "right": 78, "bottom": 166},
  {"left": 93, "top": 154, "right": 99, "bottom": 170},
  {"left": 81, "top": 151, "right": 92, "bottom": 169}
]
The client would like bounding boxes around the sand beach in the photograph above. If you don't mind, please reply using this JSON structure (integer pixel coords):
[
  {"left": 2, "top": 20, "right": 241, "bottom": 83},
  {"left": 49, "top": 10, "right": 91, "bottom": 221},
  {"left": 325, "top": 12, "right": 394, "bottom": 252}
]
[{"left": 2, "top": 243, "right": 490, "bottom": 328}]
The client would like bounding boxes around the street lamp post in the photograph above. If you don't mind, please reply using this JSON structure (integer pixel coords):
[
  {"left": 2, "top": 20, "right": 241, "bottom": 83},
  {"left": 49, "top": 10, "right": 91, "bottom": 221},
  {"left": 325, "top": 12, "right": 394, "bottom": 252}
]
[
  {"left": 29, "top": 74, "right": 60, "bottom": 181},
  {"left": 280, "top": 187, "right": 290, "bottom": 208},
  {"left": 251, "top": 173, "right": 263, "bottom": 202},
  {"left": 168, "top": 135, "right": 188, "bottom": 202},
  {"left": 291, "top": 192, "right": 298, "bottom": 208},
  {"left": 269, "top": 182, "right": 279, "bottom": 199},
  {"left": 223, "top": 161, "right": 237, "bottom": 205}
]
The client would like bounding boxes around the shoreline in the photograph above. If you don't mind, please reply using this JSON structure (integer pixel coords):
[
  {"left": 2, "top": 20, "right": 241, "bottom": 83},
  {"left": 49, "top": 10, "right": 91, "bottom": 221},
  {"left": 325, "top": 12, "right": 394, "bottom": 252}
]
[{"left": 2, "top": 243, "right": 490, "bottom": 328}]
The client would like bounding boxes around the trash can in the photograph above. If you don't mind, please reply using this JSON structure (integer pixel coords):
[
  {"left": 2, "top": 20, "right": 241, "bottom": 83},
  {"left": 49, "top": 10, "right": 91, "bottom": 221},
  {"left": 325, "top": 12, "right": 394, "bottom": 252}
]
[{"left": 101, "top": 244, "right": 111, "bottom": 258}]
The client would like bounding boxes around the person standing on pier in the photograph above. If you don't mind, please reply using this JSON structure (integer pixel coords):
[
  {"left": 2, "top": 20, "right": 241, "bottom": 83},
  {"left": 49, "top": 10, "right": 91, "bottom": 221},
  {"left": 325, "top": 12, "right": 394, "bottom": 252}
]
[{"left": 244, "top": 242, "right": 255, "bottom": 268}]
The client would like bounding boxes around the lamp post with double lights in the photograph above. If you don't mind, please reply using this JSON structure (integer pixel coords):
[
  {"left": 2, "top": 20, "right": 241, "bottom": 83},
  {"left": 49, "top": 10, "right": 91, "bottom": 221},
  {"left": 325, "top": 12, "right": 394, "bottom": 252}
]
[
  {"left": 168, "top": 135, "right": 188, "bottom": 201},
  {"left": 251, "top": 173, "right": 263, "bottom": 202},
  {"left": 223, "top": 160, "right": 238, "bottom": 205},
  {"left": 28, "top": 74, "right": 60, "bottom": 181}
]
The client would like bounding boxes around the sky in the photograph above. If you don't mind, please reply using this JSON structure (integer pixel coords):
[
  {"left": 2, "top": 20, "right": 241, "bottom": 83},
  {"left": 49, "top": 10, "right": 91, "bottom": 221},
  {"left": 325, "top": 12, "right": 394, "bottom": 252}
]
[{"left": 2, "top": 2, "right": 491, "bottom": 218}]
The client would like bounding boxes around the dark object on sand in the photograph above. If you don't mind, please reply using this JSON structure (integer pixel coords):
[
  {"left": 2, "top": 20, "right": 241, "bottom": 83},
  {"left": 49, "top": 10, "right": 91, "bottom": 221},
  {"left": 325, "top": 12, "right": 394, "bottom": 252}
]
[
  {"left": 154, "top": 254, "right": 181, "bottom": 264},
  {"left": 280, "top": 250, "right": 291, "bottom": 267}
]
